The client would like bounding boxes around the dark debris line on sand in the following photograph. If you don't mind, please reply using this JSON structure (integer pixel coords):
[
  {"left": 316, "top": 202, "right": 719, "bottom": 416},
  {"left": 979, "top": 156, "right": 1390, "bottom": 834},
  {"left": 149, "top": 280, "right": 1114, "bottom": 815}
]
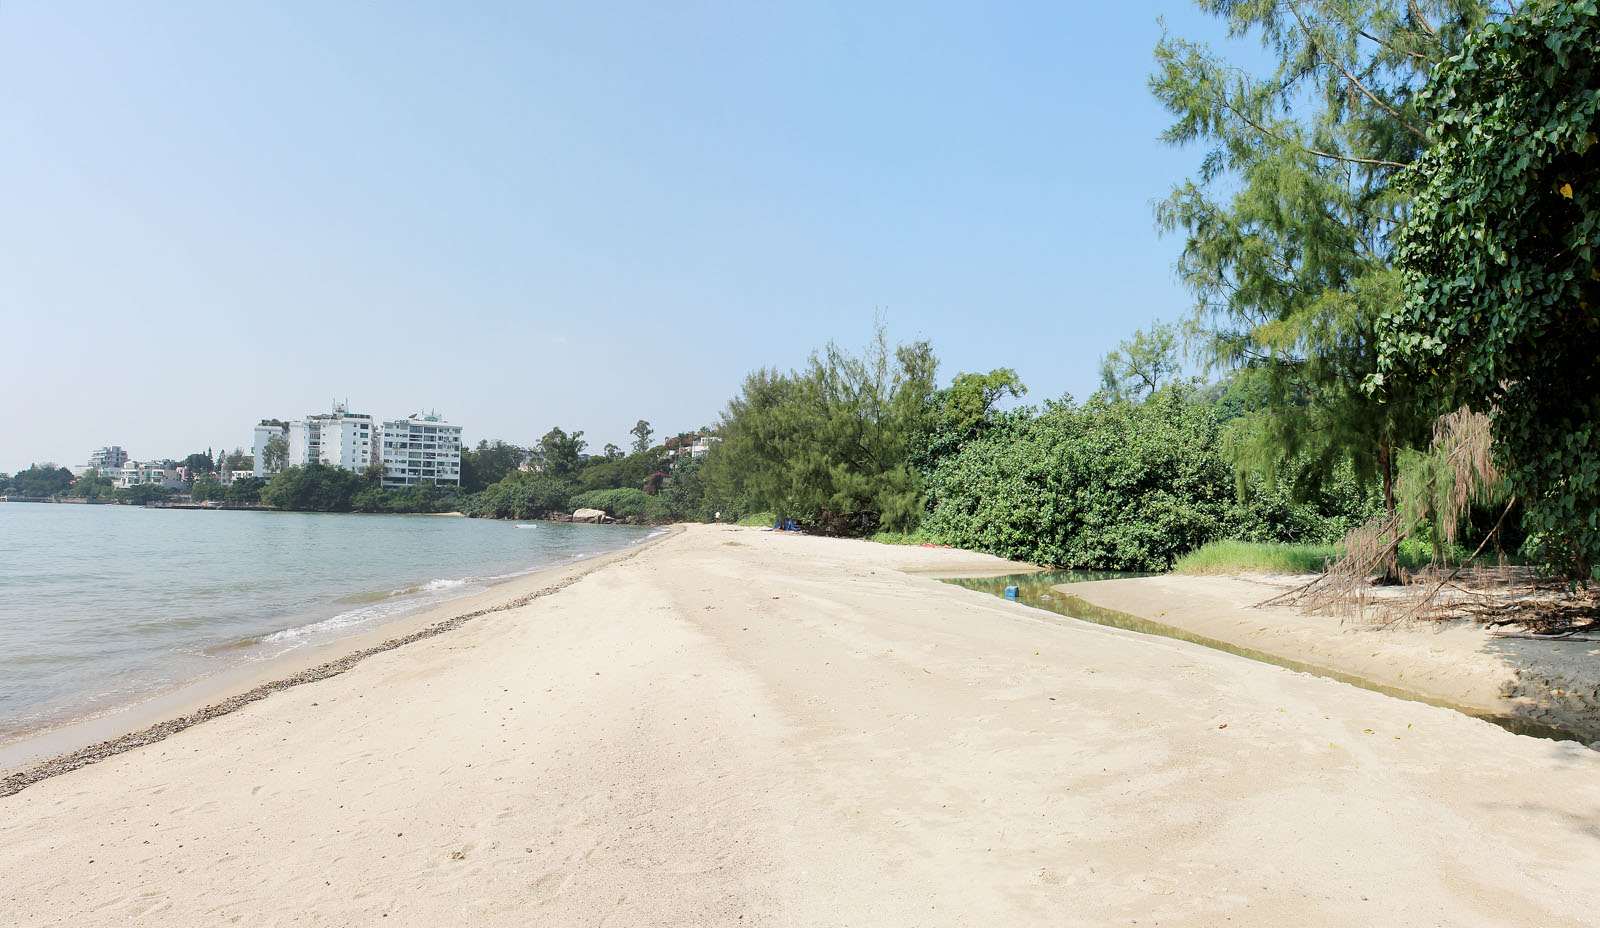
[{"left": 0, "top": 530, "right": 674, "bottom": 800}]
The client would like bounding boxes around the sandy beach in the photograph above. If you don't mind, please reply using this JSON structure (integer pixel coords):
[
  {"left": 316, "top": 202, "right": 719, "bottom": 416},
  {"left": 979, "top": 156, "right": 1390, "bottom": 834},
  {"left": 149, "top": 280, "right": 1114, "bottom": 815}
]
[
  {"left": 6, "top": 524, "right": 1600, "bottom": 926},
  {"left": 1061, "top": 572, "right": 1600, "bottom": 740}
]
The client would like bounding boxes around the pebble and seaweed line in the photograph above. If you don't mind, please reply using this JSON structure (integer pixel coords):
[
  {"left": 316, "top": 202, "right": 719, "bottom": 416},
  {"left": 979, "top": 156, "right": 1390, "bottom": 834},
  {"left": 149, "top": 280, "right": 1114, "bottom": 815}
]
[{"left": 0, "top": 527, "right": 678, "bottom": 799}]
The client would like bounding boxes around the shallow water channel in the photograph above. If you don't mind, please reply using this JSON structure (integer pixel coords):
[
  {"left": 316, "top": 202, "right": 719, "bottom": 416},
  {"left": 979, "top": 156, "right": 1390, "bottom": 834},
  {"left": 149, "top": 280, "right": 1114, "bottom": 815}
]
[{"left": 945, "top": 571, "right": 1587, "bottom": 744}]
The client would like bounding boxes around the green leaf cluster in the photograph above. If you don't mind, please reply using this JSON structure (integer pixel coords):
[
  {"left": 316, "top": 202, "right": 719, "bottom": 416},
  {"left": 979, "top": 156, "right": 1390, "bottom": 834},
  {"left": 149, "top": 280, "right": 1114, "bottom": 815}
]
[
  {"left": 923, "top": 389, "right": 1237, "bottom": 571},
  {"left": 1385, "top": 0, "right": 1600, "bottom": 579}
]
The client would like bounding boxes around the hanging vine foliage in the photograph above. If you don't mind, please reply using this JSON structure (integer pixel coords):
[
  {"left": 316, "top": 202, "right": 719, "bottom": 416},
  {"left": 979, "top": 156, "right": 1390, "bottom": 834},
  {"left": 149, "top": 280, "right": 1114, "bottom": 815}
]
[{"left": 1382, "top": 1, "right": 1600, "bottom": 582}]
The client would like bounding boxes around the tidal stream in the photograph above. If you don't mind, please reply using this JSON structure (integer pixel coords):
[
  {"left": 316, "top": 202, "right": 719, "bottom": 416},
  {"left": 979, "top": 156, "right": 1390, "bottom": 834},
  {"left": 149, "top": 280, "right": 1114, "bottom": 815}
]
[{"left": 945, "top": 571, "right": 1586, "bottom": 744}]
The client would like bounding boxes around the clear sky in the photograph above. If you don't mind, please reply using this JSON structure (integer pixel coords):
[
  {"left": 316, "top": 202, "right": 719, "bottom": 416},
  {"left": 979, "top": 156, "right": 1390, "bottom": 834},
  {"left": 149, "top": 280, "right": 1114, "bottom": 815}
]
[{"left": 0, "top": 1, "right": 1242, "bottom": 473}]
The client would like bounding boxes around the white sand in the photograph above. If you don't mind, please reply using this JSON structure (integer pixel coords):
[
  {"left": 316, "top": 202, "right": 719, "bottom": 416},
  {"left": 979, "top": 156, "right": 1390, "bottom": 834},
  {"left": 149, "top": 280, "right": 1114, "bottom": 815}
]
[
  {"left": 1062, "top": 572, "right": 1600, "bottom": 738},
  {"left": 5, "top": 524, "right": 1600, "bottom": 926}
]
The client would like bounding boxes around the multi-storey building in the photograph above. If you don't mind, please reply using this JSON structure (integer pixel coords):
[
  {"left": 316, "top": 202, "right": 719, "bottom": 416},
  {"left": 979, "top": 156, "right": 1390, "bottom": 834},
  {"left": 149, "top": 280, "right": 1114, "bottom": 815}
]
[
  {"left": 380, "top": 413, "right": 463, "bottom": 488},
  {"left": 317, "top": 414, "right": 375, "bottom": 471},
  {"left": 252, "top": 421, "right": 288, "bottom": 478},
  {"left": 284, "top": 405, "right": 373, "bottom": 473},
  {"left": 87, "top": 445, "right": 129, "bottom": 472}
]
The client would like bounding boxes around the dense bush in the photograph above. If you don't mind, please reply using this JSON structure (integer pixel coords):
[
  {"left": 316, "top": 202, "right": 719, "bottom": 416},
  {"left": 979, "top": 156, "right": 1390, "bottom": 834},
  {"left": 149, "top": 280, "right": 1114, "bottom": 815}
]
[
  {"left": 261, "top": 463, "right": 366, "bottom": 512},
  {"left": 924, "top": 389, "right": 1237, "bottom": 571},
  {"left": 1227, "top": 467, "right": 1379, "bottom": 545},
  {"left": 7, "top": 464, "right": 74, "bottom": 497},
  {"left": 352, "top": 481, "right": 461, "bottom": 514},
  {"left": 568, "top": 487, "right": 661, "bottom": 520},
  {"left": 463, "top": 475, "right": 574, "bottom": 520}
]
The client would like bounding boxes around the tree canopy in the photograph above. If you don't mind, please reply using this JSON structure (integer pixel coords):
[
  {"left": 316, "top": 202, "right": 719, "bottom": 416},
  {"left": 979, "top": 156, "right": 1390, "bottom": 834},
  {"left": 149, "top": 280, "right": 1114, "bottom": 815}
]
[
  {"left": 708, "top": 330, "right": 938, "bottom": 534},
  {"left": 1384, "top": 0, "right": 1600, "bottom": 580},
  {"left": 1152, "top": 0, "right": 1511, "bottom": 578}
]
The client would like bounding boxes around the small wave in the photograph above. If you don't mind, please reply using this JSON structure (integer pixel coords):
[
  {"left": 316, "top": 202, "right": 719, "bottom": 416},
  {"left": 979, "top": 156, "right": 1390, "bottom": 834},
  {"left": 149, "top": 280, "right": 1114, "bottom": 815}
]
[
  {"left": 515, "top": 524, "right": 538, "bottom": 529},
  {"left": 334, "top": 577, "right": 470, "bottom": 604},
  {"left": 259, "top": 577, "right": 477, "bottom": 645}
]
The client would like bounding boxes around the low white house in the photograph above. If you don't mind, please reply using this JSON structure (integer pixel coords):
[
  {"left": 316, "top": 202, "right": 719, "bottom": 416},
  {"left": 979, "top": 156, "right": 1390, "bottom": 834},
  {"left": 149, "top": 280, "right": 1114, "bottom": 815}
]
[{"left": 115, "top": 461, "right": 183, "bottom": 490}]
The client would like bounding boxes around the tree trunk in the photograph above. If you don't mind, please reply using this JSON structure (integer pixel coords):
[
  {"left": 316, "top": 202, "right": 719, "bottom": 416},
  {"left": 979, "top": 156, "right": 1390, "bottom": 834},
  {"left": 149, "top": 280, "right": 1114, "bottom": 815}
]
[{"left": 1379, "top": 428, "right": 1402, "bottom": 585}]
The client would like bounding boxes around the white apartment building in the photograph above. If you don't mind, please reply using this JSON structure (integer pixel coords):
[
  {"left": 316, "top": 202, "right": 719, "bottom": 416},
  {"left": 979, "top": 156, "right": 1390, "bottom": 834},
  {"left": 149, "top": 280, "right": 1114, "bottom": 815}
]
[
  {"left": 318, "top": 414, "right": 375, "bottom": 471},
  {"left": 380, "top": 413, "right": 462, "bottom": 488},
  {"left": 252, "top": 421, "right": 288, "bottom": 478},
  {"left": 87, "top": 445, "right": 128, "bottom": 472},
  {"left": 283, "top": 405, "right": 373, "bottom": 473}
]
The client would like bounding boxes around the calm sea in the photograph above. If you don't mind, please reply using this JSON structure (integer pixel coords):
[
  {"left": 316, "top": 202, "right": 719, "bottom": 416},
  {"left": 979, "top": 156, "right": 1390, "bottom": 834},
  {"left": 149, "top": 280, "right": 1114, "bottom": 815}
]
[{"left": 0, "top": 503, "right": 659, "bottom": 742}]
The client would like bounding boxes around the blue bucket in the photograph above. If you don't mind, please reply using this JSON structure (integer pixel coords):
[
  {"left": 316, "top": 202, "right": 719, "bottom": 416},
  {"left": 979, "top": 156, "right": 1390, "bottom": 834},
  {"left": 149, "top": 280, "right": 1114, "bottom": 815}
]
[{"left": 1004, "top": 585, "right": 1020, "bottom": 599}]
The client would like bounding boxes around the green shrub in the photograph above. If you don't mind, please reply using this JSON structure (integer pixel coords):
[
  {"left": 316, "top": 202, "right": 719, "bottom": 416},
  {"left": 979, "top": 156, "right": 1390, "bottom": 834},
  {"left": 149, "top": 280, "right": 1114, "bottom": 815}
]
[
  {"left": 463, "top": 475, "right": 574, "bottom": 520},
  {"left": 924, "top": 389, "right": 1235, "bottom": 571},
  {"left": 570, "top": 488, "right": 656, "bottom": 519}
]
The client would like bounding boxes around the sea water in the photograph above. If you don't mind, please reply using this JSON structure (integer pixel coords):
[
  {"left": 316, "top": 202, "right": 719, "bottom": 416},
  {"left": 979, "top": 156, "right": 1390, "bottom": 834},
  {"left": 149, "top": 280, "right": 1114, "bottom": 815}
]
[{"left": 0, "top": 503, "right": 659, "bottom": 742}]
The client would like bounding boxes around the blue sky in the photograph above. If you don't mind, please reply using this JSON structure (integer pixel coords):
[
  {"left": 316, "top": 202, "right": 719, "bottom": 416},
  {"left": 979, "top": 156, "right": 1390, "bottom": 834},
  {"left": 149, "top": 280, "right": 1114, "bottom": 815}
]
[{"left": 0, "top": 2, "right": 1242, "bottom": 472}]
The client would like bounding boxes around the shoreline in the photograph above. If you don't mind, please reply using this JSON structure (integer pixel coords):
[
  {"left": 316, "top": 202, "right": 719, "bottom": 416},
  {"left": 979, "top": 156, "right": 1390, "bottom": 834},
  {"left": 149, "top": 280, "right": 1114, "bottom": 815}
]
[
  {"left": 0, "top": 526, "right": 677, "bottom": 787},
  {"left": 7, "top": 525, "right": 1600, "bottom": 924}
]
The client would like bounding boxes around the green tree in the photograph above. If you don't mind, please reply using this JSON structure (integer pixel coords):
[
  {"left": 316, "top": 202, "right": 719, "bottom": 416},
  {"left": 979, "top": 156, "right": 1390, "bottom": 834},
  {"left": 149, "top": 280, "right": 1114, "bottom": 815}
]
[
  {"left": 630, "top": 420, "right": 653, "bottom": 454},
  {"left": 1151, "top": 0, "right": 1505, "bottom": 578},
  {"left": 262, "top": 434, "right": 289, "bottom": 474},
  {"left": 183, "top": 452, "right": 214, "bottom": 476},
  {"left": 225, "top": 476, "right": 266, "bottom": 503},
  {"left": 63, "top": 469, "right": 116, "bottom": 500},
  {"left": 190, "top": 474, "right": 224, "bottom": 501},
  {"left": 1100, "top": 321, "right": 1181, "bottom": 402},
  {"left": 709, "top": 329, "right": 938, "bottom": 534},
  {"left": 11, "top": 464, "right": 74, "bottom": 497},
  {"left": 1383, "top": 1, "right": 1600, "bottom": 580},
  {"left": 536, "top": 428, "right": 587, "bottom": 481},
  {"left": 576, "top": 447, "right": 665, "bottom": 494},
  {"left": 262, "top": 464, "right": 365, "bottom": 512},
  {"left": 914, "top": 368, "right": 1028, "bottom": 473},
  {"left": 602, "top": 443, "right": 622, "bottom": 461},
  {"left": 459, "top": 440, "right": 527, "bottom": 493}
]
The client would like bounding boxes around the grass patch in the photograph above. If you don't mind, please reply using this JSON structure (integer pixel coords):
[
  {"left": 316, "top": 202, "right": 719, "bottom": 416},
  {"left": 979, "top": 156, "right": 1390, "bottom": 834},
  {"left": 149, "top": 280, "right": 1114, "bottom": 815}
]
[
  {"left": 735, "top": 511, "right": 777, "bottom": 527},
  {"left": 1174, "top": 540, "right": 1340, "bottom": 575},
  {"left": 868, "top": 527, "right": 938, "bottom": 546},
  {"left": 1173, "top": 538, "right": 1502, "bottom": 575}
]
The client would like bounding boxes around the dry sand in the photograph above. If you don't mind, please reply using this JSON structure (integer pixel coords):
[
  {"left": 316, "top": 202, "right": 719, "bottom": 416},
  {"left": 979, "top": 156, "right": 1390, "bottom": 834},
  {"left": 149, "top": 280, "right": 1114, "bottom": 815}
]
[
  {"left": 5, "top": 524, "right": 1600, "bottom": 926},
  {"left": 1061, "top": 573, "right": 1600, "bottom": 740}
]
